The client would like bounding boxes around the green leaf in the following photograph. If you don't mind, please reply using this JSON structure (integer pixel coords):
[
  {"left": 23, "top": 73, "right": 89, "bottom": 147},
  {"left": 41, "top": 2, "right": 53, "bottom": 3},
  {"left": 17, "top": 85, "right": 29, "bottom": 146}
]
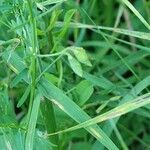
[
  {"left": 0, "top": 128, "right": 24, "bottom": 150},
  {"left": 121, "top": 0, "right": 150, "bottom": 30},
  {"left": 47, "top": 10, "right": 63, "bottom": 31},
  {"left": 0, "top": 87, "right": 16, "bottom": 120},
  {"left": 25, "top": 92, "right": 42, "bottom": 150},
  {"left": 49, "top": 92, "right": 150, "bottom": 134},
  {"left": 100, "top": 50, "right": 149, "bottom": 74},
  {"left": 40, "top": 99, "right": 59, "bottom": 147},
  {"left": 98, "top": 75, "right": 150, "bottom": 150},
  {"left": 71, "top": 47, "right": 92, "bottom": 66},
  {"left": 44, "top": 73, "right": 59, "bottom": 85},
  {"left": 83, "top": 72, "right": 115, "bottom": 90},
  {"left": 38, "top": 78, "right": 119, "bottom": 150},
  {"left": 38, "top": 0, "right": 66, "bottom": 6},
  {"left": 10, "top": 69, "right": 28, "bottom": 88},
  {"left": 56, "top": 22, "right": 150, "bottom": 40},
  {"left": 67, "top": 54, "right": 83, "bottom": 77},
  {"left": 58, "top": 9, "right": 76, "bottom": 39},
  {"left": 2, "top": 50, "right": 27, "bottom": 74},
  {"left": 17, "top": 85, "right": 31, "bottom": 108},
  {"left": 74, "top": 80, "right": 94, "bottom": 106}
]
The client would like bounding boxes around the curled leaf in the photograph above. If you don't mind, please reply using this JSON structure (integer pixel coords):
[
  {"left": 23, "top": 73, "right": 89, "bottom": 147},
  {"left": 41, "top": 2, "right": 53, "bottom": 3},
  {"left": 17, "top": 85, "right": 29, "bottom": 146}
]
[
  {"left": 71, "top": 47, "right": 92, "bottom": 66},
  {"left": 67, "top": 54, "right": 83, "bottom": 77}
]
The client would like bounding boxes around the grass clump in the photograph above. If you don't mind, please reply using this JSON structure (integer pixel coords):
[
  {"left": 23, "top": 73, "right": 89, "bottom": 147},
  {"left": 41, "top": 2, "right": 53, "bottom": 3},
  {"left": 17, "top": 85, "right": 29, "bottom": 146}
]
[{"left": 0, "top": 0, "right": 150, "bottom": 149}]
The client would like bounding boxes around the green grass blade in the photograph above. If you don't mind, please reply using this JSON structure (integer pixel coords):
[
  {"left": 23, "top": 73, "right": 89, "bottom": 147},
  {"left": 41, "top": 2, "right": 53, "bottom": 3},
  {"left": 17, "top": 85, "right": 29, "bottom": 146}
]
[
  {"left": 25, "top": 92, "right": 41, "bottom": 150},
  {"left": 110, "top": 120, "right": 129, "bottom": 150},
  {"left": 17, "top": 85, "right": 31, "bottom": 108},
  {"left": 39, "top": 0, "right": 66, "bottom": 6},
  {"left": 10, "top": 69, "right": 28, "bottom": 88},
  {"left": 38, "top": 78, "right": 119, "bottom": 150},
  {"left": 48, "top": 92, "right": 150, "bottom": 134},
  {"left": 56, "top": 21, "right": 150, "bottom": 40},
  {"left": 2, "top": 50, "right": 27, "bottom": 74},
  {"left": 83, "top": 72, "right": 115, "bottom": 90},
  {"left": 95, "top": 75, "right": 150, "bottom": 149},
  {"left": 121, "top": 0, "right": 150, "bottom": 30}
]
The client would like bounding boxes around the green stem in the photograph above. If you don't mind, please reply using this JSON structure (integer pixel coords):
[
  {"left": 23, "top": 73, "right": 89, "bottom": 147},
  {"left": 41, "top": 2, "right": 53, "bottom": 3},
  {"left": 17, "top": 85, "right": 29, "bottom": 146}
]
[
  {"left": 74, "top": 0, "right": 80, "bottom": 41},
  {"left": 25, "top": 0, "right": 38, "bottom": 149},
  {"left": 26, "top": 0, "right": 38, "bottom": 122}
]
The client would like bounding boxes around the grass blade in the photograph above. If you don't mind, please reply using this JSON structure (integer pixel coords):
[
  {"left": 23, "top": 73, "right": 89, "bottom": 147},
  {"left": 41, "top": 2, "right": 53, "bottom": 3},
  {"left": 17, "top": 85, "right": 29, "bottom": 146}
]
[
  {"left": 25, "top": 92, "right": 41, "bottom": 150},
  {"left": 121, "top": 0, "right": 150, "bottom": 30},
  {"left": 48, "top": 92, "right": 150, "bottom": 134},
  {"left": 39, "top": 0, "right": 66, "bottom": 6},
  {"left": 56, "top": 21, "right": 150, "bottom": 40},
  {"left": 17, "top": 85, "right": 31, "bottom": 108},
  {"left": 38, "top": 78, "right": 119, "bottom": 150}
]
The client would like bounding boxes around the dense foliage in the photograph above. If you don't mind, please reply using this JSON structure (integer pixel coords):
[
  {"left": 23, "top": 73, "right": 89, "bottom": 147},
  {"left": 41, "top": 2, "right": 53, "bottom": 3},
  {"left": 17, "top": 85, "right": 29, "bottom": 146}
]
[{"left": 0, "top": 0, "right": 150, "bottom": 149}]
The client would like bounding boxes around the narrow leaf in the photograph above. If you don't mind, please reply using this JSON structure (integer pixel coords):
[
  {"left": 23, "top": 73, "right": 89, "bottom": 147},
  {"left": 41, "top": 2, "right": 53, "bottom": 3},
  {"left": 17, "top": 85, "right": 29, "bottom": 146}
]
[
  {"left": 25, "top": 92, "right": 41, "bottom": 150},
  {"left": 38, "top": 78, "right": 119, "bottom": 150},
  {"left": 49, "top": 93, "right": 150, "bottom": 134},
  {"left": 10, "top": 69, "right": 28, "bottom": 88},
  {"left": 17, "top": 85, "right": 31, "bottom": 108},
  {"left": 39, "top": 0, "right": 66, "bottom": 6},
  {"left": 121, "top": 0, "right": 150, "bottom": 30},
  {"left": 58, "top": 9, "right": 76, "bottom": 38},
  {"left": 56, "top": 22, "right": 150, "bottom": 40}
]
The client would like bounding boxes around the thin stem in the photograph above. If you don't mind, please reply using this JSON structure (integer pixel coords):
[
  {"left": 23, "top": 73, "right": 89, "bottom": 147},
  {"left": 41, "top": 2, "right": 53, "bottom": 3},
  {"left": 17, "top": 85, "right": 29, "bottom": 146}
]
[
  {"left": 36, "top": 54, "right": 63, "bottom": 82},
  {"left": 37, "top": 51, "right": 64, "bottom": 57},
  {"left": 82, "top": 8, "right": 141, "bottom": 81}
]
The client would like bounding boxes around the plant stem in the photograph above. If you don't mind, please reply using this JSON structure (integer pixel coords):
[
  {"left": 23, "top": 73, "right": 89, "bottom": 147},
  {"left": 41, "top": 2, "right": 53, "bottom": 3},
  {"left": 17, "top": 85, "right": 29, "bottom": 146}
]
[
  {"left": 25, "top": 0, "right": 38, "bottom": 149},
  {"left": 26, "top": 0, "right": 38, "bottom": 120}
]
